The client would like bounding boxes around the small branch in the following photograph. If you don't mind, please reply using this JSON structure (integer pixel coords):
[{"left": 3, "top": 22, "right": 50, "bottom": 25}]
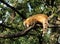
[
  {"left": 36, "top": 23, "right": 60, "bottom": 28},
  {"left": 0, "top": 0, "right": 26, "bottom": 19}
]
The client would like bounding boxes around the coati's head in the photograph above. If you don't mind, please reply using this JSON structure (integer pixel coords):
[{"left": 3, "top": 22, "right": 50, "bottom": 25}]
[
  {"left": 23, "top": 19, "right": 30, "bottom": 28},
  {"left": 23, "top": 17, "right": 35, "bottom": 28}
]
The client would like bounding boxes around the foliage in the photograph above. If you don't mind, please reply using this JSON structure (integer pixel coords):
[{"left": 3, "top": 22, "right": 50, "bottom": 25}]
[{"left": 0, "top": 0, "right": 60, "bottom": 44}]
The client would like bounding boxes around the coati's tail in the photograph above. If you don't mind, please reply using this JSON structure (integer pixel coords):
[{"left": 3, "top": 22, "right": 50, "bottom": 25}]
[{"left": 48, "top": 14, "right": 55, "bottom": 20}]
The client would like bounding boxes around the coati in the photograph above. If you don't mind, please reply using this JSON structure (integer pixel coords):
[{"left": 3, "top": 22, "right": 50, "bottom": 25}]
[{"left": 23, "top": 14, "right": 49, "bottom": 35}]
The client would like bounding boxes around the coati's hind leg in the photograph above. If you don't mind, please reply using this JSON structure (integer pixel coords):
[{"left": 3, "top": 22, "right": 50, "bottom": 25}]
[{"left": 42, "top": 20, "right": 48, "bottom": 36}]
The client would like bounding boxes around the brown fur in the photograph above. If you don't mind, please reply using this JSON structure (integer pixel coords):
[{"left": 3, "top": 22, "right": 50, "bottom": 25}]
[{"left": 23, "top": 14, "right": 49, "bottom": 35}]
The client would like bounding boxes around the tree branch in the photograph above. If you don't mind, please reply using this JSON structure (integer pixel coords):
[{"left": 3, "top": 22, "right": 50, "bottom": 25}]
[
  {"left": 0, "top": 23, "right": 60, "bottom": 38},
  {"left": 0, "top": 24, "right": 35, "bottom": 38},
  {"left": 0, "top": 0, "right": 26, "bottom": 19}
]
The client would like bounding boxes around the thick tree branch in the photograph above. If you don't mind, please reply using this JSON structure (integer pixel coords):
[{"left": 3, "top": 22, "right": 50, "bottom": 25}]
[
  {"left": 0, "top": 0, "right": 26, "bottom": 19},
  {"left": 0, "top": 24, "right": 34, "bottom": 38}
]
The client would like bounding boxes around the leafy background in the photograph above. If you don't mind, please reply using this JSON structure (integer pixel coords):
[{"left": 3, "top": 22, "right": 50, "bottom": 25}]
[{"left": 0, "top": 0, "right": 60, "bottom": 44}]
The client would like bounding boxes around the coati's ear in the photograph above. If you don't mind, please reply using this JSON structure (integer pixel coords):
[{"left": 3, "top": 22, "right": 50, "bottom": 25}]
[{"left": 23, "top": 19, "right": 26, "bottom": 26}]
